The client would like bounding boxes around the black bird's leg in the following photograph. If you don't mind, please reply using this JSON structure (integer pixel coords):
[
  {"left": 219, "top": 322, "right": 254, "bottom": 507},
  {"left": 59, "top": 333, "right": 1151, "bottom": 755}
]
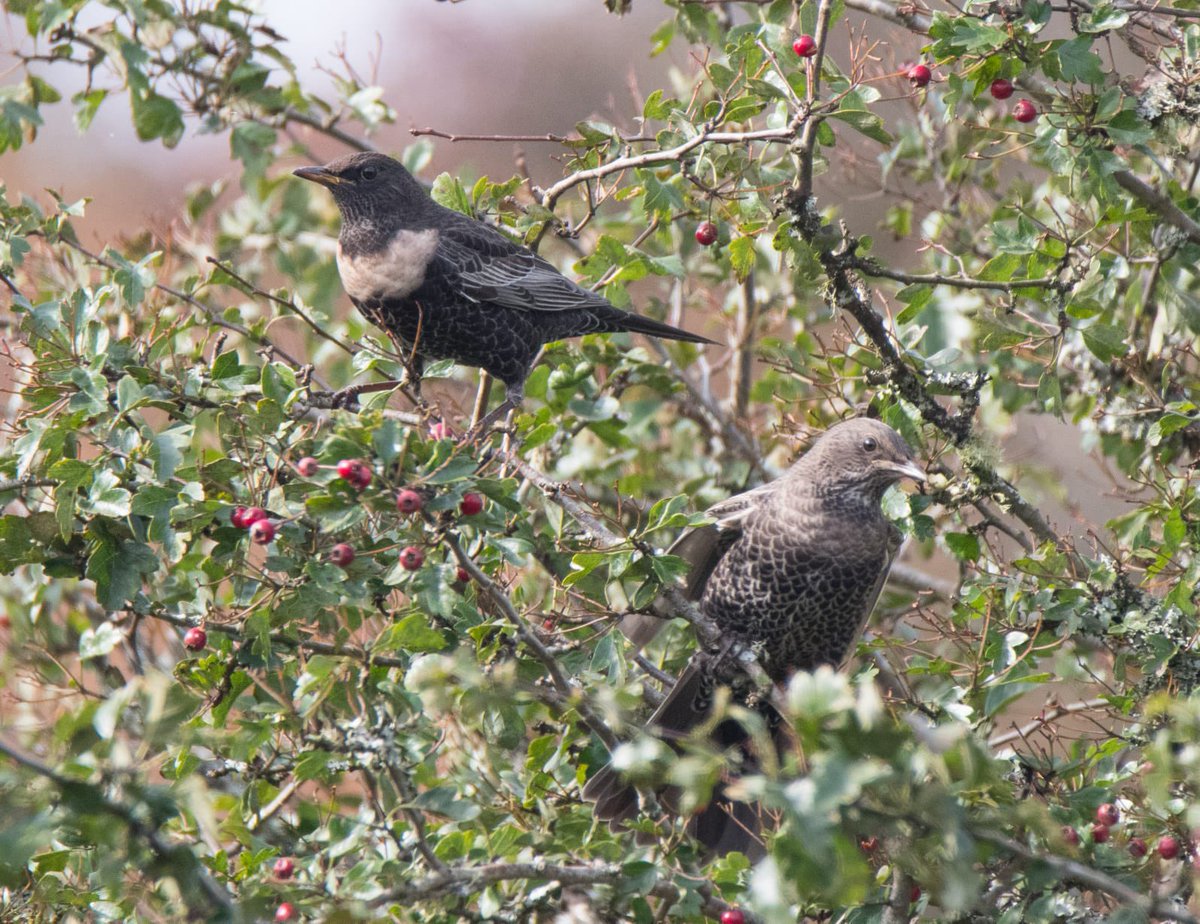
[
  {"left": 463, "top": 381, "right": 523, "bottom": 442},
  {"left": 327, "top": 354, "right": 425, "bottom": 410}
]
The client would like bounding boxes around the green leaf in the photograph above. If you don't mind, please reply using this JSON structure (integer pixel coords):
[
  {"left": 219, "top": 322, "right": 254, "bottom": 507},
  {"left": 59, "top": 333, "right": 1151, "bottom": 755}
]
[
  {"left": 230, "top": 121, "right": 277, "bottom": 179},
  {"left": 944, "top": 532, "right": 981, "bottom": 561},
  {"left": 830, "top": 108, "right": 893, "bottom": 145},
  {"left": 377, "top": 614, "right": 447, "bottom": 653},
  {"left": 1057, "top": 37, "right": 1105, "bottom": 84},
  {"left": 728, "top": 236, "right": 756, "bottom": 281},
  {"left": 130, "top": 92, "right": 184, "bottom": 146},
  {"left": 1081, "top": 322, "right": 1128, "bottom": 361}
]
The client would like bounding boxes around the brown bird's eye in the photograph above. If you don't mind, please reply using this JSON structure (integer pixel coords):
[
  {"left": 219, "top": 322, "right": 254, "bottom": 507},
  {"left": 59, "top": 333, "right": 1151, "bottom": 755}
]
[
  {"left": 862, "top": 437, "right": 878, "bottom": 451},
  {"left": 360, "top": 165, "right": 378, "bottom": 181}
]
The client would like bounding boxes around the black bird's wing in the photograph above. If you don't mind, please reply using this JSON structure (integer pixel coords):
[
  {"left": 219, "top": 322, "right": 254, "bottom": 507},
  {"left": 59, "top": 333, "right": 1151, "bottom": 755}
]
[
  {"left": 434, "top": 224, "right": 612, "bottom": 314},
  {"left": 619, "top": 481, "right": 777, "bottom": 649}
]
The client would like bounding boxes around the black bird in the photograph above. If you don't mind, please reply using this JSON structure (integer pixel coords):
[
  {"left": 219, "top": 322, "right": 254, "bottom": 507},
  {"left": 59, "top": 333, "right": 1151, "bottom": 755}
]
[
  {"left": 585, "top": 417, "right": 925, "bottom": 857},
  {"left": 294, "top": 152, "right": 713, "bottom": 425}
]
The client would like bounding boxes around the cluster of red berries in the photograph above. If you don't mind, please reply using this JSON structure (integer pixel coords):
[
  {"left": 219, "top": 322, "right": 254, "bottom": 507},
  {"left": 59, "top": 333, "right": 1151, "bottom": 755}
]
[
  {"left": 336, "top": 458, "right": 373, "bottom": 490},
  {"left": 1061, "top": 803, "right": 1183, "bottom": 861},
  {"left": 987, "top": 78, "right": 1037, "bottom": 123},
  {"left": 231, "top": 505, "right": 276, "bottom": 545},
  {"left": 293, "top": 454, "right": 487, "bottom": 575}
]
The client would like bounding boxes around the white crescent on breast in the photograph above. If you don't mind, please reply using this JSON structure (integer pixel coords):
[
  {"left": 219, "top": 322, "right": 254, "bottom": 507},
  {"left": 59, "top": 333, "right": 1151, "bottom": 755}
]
[{"left": 336, "top": 228, "right": 440, "bottom": 302}]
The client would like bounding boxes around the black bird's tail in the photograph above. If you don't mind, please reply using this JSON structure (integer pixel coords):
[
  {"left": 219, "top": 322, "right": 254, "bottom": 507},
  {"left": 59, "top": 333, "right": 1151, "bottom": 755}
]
[
  {"left": 583, "top": 661, "right": 771, "bottom": 859},
  {"left": 609, "top": 309, "right": 716, "bottom": 346}
]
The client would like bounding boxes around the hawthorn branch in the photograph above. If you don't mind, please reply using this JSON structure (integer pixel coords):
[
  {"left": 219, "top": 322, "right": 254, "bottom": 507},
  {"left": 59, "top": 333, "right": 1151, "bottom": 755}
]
[
  {"left": 56, "top": 238, "right": 329, "bottom": 390},
  {"left": 645, "top": 338, "right": 763, "bottom": 469},
  {"left": 1112, "top": 169, "right": 1200, "bottom": 248},
  {"left": 0, "top": 737, "right": 236, "bottom": 915},
  {"left": 369, "top": 859, "right": 751, "bottom": 921},
  {"left": 277, "top": 108, "right": 375, "bottom": 152},
  {"left": 539, "top": 117, "right": 808, "bottom": 210},
  {"left": 205, "top": 256, "right": 359, "bottom": 357},
  {"left": 730, "top": 269, "right": 759, "bottom": 420},
  {"left": 987, "top": 697, "right": 1112, "bottom": 750},
  {"left": 441, "top": 530, "right": 619, "bottom": 751},
  {"left": 843, "top": 0, "right": 933, "bottom": 32},
  {"left": 850, "top": 257, "right": 1060, "bottom": 292},
  {"left": 974, "top": 829, "right": 1198, "bottom": 924},
  {"left": 882, "top": 865, "right": 915, "bottom": 924}
]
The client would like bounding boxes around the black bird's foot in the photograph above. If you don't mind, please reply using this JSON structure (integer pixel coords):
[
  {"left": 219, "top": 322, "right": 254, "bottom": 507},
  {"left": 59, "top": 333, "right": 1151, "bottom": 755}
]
[{"left": 329, "top": 385, "right": 364, "bottom": 410}]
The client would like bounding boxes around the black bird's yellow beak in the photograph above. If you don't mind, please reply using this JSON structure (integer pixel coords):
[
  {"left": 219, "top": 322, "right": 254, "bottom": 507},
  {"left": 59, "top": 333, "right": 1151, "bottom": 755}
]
[{"left": 293, "top": 165, "right": 344, "bottom": 188}]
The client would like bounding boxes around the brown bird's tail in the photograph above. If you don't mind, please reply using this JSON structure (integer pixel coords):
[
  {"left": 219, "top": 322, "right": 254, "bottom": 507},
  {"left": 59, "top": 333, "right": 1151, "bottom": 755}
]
[
  {"left": 582, "top": 661, "right": 773, "bottom": 860},
  {"left": 609, "top": 309, "right": 716, "bottom": 346}
]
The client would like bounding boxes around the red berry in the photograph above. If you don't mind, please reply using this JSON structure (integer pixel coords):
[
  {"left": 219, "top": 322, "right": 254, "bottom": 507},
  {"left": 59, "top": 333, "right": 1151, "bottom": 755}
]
[
  {"left": 1158, "top": 835, "right": 1181, "bottom": 859},
  {"left": 429, "top": 420, "right": 454, "bottom": 441},
  {"left": 1092, "top": 823, "right": 1110, "bottom": 844},
  {"left": 1129, "top": 837, "right": 1148, "bottom": 858},
  {"left": 695, "top": 221, "right": 718, "bottom": 246},
  {"left": 273, "top": 857, "right": 295, "bottom": 879},
  {"left": 1013, "top": 99, "right": 1037, "bottom": 123},
  {"left": 241, "top": 507, "right": 268, "bottom": 528},
  {"left": 275, "top": 903, "right": 294, "bottom": 922},
  {"left": 456, "top": 567, "right": 470, "bottom": 583},
  {"left": 793, "top": 34, "right": 816, "bottom": 57},
  {"left": 329, "top": 543, "right": 355, "bottom": 568},
  {"left": 990, "top": 78, "right": 1014, "bottom": 100},
  {"left": 460, "top": 492, "right": 484, "bottom": 516},
  {"left": 720, "top": 911, "right": 745, "bottom": 924},
  {"left": 907, "top": 64, "right": 932, "bottom": 88},
  {"left": 183, "top": 627, "right": 207, "bottom": 651},
  {"left": 1062, "top": 825, "right": 1080, "bottom": 846},
  {"left": 337, "top": 458, "right": 371, "bottom": 489},
  {"left": 542, "top": 618, "right": 556, "bottom": 631},
  {"left": 1096, "top": 803, "right": 1120, "bottom": 826},
  {"left": 230, "top": 506, "right": 251, "bottom": 528},
  {"left": 249, "top": 519, "right": 276, "bottom": 545},
  {"left": 400, "top": 546, "right": 425, "bottom": 571},
  {"left": 397, "top": 489, "right": 423, "bottom": 514}
]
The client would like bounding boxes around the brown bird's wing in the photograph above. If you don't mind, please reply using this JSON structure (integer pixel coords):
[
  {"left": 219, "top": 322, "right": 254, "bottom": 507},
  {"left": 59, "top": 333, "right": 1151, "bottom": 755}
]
[
  {"left": 619, "top": 481, "right": 777, "bottom": 649},
  {"left": 839, "top": 520, "right": 903, "bottom": 667}
]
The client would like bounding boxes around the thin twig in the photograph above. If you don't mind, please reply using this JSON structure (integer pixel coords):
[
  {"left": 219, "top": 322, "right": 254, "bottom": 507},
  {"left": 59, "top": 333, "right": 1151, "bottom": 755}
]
[
  {"left": 988, "top": 698, "right": 1113, "bottom": 750},
  {"left": 974, "top": 829, "right": 1198, "bottom": 923}
]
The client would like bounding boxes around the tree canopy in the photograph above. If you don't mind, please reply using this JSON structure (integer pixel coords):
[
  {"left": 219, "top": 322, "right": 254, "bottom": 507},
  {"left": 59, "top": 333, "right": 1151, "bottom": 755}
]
[{"left": 2, "top": 1, "right": 1200, "bottom": 921}]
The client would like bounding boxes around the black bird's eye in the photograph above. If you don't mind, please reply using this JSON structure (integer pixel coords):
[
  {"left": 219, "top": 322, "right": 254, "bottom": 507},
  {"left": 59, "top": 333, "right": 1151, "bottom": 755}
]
[
  {"left": 862, "top": 437, "right": 878, "bottom": 452},
  {"left": 360, "top": 165, "right": 378, "bottom": 181}
]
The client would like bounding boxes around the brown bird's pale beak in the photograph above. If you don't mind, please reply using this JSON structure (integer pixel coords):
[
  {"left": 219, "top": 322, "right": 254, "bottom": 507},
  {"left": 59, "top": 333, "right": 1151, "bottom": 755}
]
[
  {"left": 887, "top": 459, "right": 927, "bottom": 487},
  {"left": 293, "top": 165, "right": 344, "bottom": 188}
]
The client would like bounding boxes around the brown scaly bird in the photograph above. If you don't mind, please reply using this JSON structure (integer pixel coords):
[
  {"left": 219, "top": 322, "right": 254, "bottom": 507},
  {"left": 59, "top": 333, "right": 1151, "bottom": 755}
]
[
  {"left": 294, "top": 152, "right": 713, "bottom": 426},
  {"left": 583, "top": 417, "right": 925, "bottom": 857}
]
